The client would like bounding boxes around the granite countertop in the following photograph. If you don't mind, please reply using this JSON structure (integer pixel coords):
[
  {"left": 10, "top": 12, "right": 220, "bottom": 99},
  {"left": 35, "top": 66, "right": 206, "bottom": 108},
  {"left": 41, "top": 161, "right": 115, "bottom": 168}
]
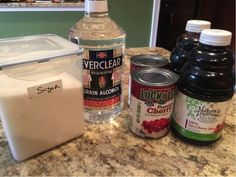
[{"left": 0, "top": 47, "right": 235, "bottom": 176}]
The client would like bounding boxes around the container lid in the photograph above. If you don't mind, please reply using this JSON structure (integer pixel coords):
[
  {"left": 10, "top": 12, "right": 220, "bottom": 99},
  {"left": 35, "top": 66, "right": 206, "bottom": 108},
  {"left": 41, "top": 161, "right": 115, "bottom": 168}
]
[
  {"left": 185, "top": 20, "right": 211, "bottom": 33},
  {"left": 0, "top": 34, "right": 83, "bottom": 68},
  {"left": 131, "top": 54, "right": 169, "bottom": 68},
  {"left": 199, "top": 29, "right": 232, "bottom": 46},
  {"left": 85, "top": 0, "right": 108, "bottom": 13},
  {"left": 132, "top": 68, "right": 178, "bottom": 87}
]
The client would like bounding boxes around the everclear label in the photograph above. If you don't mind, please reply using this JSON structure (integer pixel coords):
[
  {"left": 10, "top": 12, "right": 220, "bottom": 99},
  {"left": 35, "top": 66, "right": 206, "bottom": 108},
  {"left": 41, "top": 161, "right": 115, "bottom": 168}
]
[
  {"left": 172, "top": 91, "right": 231, "bottom": 141},
  {"left": 82, "top": 48, "right": 123, "bottom": 109},
  {"left": 129, "top": 79, "right": 176, "bottom": 138},
  {"left": 27, "top": 80, "right": 63, "bottom": 99}
]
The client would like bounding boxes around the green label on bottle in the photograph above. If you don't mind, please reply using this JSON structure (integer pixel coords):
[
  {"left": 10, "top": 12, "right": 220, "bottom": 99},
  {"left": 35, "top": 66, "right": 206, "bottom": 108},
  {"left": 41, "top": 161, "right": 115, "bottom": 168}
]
[{"left": 172, "top": 91, "right": 231, "bottom": 141}]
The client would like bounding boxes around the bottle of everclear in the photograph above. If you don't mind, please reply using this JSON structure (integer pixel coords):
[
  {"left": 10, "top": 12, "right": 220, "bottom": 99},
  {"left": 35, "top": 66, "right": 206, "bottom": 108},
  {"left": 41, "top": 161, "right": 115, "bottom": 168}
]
[
  {"left": 172, "top": 29, "right": 235, "bottom": 145},
  {"left": 69, "top": 0, "right": 126, "bottom": 123},
  {"left": 169, "top": 20, "right": 211, "bottom": 74}
]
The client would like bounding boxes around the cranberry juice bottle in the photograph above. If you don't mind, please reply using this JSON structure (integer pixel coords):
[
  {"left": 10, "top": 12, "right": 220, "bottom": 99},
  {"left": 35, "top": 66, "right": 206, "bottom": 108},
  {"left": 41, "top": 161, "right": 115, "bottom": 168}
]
[
  {"left": 172, "top": 29, "right": 235, "bottom": 145},
  {"left": 169, "top": 20, "right": 211, "bottom": 74}
]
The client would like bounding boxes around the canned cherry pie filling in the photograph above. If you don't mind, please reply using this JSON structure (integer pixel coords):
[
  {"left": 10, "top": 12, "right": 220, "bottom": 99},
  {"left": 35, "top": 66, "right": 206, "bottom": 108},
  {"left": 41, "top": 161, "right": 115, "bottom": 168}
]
[{"left": 129, "top": 68, "right": 178, "bottom": 138}]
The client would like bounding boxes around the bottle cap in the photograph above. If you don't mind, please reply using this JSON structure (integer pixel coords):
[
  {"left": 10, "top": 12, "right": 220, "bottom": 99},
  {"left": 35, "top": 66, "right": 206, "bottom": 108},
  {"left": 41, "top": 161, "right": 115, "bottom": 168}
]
[
  {"left": 85, "top": 0, "right": 108, "bottom": 13},
  {"left": 200, "top": 29, "right": 232, "bottom": 46},
  {"left": 185, "top": 20, "right": 211, "bottom": 33}
]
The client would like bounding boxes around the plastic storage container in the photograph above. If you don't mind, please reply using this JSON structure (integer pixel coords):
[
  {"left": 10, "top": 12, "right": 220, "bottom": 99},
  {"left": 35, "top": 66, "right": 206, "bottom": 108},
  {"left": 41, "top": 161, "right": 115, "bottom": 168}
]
[{"left": 0, "top": 34, "right": 84, "bottom": 161}]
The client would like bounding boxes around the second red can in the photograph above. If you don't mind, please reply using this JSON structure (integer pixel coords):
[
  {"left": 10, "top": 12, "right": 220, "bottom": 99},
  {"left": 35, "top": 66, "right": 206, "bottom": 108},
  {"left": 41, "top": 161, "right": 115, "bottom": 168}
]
[
  {"left": 130, "top": 54, "right": 169, "bottom": 72},
  {"left": 128, "top": 54, "right": 169, "bottom": 105}
]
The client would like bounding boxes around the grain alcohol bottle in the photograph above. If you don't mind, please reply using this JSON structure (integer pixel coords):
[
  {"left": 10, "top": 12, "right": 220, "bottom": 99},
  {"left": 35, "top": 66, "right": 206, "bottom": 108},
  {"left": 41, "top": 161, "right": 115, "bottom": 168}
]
[{"left": 69, "top": 0, "right": 126, "bottom": 123}]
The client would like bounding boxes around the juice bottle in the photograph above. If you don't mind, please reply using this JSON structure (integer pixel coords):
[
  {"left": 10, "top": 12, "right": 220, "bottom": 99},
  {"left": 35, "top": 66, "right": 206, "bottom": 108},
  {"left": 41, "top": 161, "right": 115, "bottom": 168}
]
[
  {"left": 169, "top": 20, "right": 211, "bottom": 74},
  {"left": 172, "top": 29, "right": 235, "bottom": 145}
]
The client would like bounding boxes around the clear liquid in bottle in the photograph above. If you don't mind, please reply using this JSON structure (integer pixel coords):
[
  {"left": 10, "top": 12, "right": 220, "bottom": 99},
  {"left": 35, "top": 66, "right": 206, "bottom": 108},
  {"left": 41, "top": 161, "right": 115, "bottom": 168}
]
[{"left": 69, "top": 0, "right": 126, "bottom": 123}]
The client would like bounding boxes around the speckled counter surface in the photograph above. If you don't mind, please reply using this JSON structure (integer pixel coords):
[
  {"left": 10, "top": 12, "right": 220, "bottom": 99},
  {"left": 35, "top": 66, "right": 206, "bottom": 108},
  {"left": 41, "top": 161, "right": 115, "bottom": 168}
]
[{"left": 0, "top": 47, "right": 235, "bottom": 176}]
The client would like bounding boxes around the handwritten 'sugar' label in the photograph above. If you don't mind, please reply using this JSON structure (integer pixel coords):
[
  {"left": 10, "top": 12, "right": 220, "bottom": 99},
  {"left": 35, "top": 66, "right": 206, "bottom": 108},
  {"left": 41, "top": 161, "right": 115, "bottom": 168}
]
[{"left": 27, "top": 80, "right": 63, "bottom": 99}]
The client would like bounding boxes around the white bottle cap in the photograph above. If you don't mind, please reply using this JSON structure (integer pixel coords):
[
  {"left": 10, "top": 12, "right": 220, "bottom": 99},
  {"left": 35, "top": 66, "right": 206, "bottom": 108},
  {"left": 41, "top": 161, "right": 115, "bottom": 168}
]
[
  {"left": 200, "top": 29, "right": 232, "bottom": 46},
  {"left": 185, "top": 20, "right": 211, "bottom": 33},
  {"left": 85, "top": 0, "right": 108, "bottom": 13}
]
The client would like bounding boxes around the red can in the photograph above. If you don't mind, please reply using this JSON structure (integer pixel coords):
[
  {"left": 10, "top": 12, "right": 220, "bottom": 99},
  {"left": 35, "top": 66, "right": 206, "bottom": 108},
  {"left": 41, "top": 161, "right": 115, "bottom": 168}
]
[
  {"left": 130, "top": 54, "right": 169, "bottom": 73},
  {"left": 128, "top": 54, "right": 169, "bottom": 105},
  {"left": 129, "top": 68, "right": 178, "bottom": 138}
]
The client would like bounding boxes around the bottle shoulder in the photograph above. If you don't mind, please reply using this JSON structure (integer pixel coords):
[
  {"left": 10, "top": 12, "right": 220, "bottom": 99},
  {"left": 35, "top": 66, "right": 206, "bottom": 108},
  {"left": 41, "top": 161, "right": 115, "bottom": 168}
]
[
  {"left": 178, "top": 32, "right": 200, "bottom": 41},
  {"left": 190, "top": 45, "right": 234, "bottom": 66},
  {"left": 78, "top": 15, "right": 113, "bottom": 24},
  {"left": 70, "top": 16, "right": 126, "bottom": 40},
  {"left": 176, "top": 32, "right": 200, "bottom": 51},
  {"left": 192, "top": 45, "right": 233, "bottom": 55}
]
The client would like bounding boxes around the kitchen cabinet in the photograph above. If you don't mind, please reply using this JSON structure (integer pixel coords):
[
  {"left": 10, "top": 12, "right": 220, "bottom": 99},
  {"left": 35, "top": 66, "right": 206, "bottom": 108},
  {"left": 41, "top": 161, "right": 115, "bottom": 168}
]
[{"left": 156, "top": 0, "right": 235, "bottom": 52}]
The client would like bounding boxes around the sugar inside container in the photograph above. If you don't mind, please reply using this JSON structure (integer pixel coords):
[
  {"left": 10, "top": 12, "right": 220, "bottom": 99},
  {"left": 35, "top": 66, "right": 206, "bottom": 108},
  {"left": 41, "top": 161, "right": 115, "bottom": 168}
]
[{"left": 0, "top": 34, "right": 84, "bottom": 161}]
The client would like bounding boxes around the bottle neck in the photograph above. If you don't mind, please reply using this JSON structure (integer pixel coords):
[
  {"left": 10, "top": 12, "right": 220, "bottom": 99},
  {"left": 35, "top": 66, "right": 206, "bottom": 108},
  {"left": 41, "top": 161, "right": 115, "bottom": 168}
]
[
  {"left": 200, "top": 43, "right": 228, "bottom": 51},
  {"left": 185, "top": 31, "right": 201, "bottom": 37},
  {"left": 85, "top": 0, "right": 108, "bottom": 15},
  {"left": 85, "top": 11, "right": 109, "bottom": 17}
]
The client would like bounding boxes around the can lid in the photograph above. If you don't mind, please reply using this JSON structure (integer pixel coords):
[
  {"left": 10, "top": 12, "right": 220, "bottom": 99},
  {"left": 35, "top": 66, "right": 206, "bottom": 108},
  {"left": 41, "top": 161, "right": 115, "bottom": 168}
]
[
  {"left": 131, "top": 54, "right": 169, "bottom": 68},
  {"left": 0, "top": 34, "right": 83, "bottom": 68},
  {"left": 185, "top": 20, "right": 211, "bottom": 33},
  {"left": 199, "top": 29, "right": 232, "bottom": 46},
  {"left": 132, "top": 68, "right": 178, "bottom": 87},
  {"left": 85, "top": 0, "right": 108, "bottom": 13}
]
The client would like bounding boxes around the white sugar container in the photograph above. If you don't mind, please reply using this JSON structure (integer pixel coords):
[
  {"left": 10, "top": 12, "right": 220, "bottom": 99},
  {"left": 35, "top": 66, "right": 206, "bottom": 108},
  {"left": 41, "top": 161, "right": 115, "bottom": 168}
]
[{"left": 0, "top": 34, "right": 84, "bottom": 161}]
